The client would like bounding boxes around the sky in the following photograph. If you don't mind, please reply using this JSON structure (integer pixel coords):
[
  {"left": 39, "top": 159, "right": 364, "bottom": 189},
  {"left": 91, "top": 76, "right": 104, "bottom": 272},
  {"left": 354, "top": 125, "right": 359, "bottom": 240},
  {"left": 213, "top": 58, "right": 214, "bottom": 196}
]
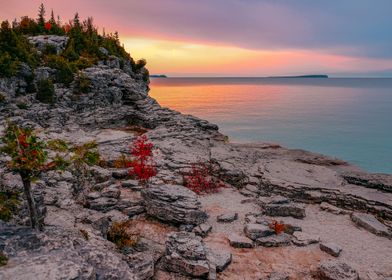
[{"left": 1, "top": 0, "right": 392, "bottom": 77}]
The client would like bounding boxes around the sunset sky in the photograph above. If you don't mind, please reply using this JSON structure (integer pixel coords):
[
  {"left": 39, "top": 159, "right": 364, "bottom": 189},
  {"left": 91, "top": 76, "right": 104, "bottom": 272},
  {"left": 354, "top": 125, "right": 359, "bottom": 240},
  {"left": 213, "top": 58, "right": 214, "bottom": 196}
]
[{"left": 1, "top": 0, "right": 392, "bottom": 77}]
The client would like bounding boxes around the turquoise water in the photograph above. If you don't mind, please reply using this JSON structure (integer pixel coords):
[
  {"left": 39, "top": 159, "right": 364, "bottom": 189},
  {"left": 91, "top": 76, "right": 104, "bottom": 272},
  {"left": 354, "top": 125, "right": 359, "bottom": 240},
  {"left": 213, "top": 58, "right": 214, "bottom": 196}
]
[{"left": 149, "top": 78, "right": 392, "bottom": 174}]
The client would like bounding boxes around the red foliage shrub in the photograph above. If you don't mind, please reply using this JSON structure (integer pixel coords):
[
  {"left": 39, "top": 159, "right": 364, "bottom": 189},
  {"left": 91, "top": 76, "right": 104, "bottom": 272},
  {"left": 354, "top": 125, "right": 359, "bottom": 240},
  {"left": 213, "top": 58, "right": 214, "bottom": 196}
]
[
  {"left": 269, "top": 220, "right": 285, "bottom": 234},
  {"left": 127, "top": 135, "right": 156, "bottom": 183},
  {"left": 44, "top": 22, "right": 52, "bottom": 31},
  {"left": 183, "top": 161, "right": 225, "bottom": 195}
]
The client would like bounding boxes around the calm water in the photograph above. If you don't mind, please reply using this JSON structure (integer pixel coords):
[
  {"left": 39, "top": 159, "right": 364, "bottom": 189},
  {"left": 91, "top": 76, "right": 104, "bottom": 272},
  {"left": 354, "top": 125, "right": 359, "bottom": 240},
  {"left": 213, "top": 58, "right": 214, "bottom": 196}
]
[{"left": 149, "top": 78, "right": 392, "bottom": 174}]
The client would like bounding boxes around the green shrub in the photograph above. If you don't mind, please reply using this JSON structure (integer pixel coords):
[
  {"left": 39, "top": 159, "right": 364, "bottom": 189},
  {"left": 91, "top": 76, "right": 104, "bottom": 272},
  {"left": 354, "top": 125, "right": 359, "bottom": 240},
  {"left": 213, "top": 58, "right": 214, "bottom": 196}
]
[
  {"left": 36, "top": 78, "right": 55, "bottom": 103},
  {"left": 16, "top": 102, "right": 28, "bottom": 109},
  {"left": 0, "top": 52, "right": 18, "bottom": 77},
  {"left": 45, "top": 55, "right": 75, "bottom": 85},
  {"left": 42, "top": 44, "right": 57, "bottom": 55},
  {"left": 0, "top": 189, "right": 19, "bottom": 222},
  {"left": 74, "top": 73, "right": 91, "bottom": 94},
  {"left": 134, "top": 59, "right": 146, "bottom": 72},
  {"left": 0, "top": 93, "right": 5, "bottom": 103},
  {"left": 47, "top": 139, "right": 69, "bottom": 152},
  {"left": 0, "top": 251, "right": 7, "bottom": 266}
]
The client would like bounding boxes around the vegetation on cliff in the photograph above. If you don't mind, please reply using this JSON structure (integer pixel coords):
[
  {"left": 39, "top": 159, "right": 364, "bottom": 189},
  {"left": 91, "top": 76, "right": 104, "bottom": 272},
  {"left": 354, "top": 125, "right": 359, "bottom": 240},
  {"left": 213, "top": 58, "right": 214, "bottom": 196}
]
[{"left": 0, "top": 3, "right": 147, "bottom": 82}]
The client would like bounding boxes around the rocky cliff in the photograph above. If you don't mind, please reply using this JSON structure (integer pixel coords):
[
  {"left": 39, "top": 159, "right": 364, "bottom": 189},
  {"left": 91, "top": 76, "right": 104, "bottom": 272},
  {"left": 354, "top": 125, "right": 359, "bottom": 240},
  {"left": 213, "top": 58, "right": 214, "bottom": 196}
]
[{"left": 1, "top": 35, "right": 392, "bottom": 280}]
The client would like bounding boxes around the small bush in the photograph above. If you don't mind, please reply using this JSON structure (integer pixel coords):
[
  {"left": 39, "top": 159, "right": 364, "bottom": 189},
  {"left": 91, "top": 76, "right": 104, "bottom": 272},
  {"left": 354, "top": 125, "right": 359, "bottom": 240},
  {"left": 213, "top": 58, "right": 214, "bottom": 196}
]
[
  {"left": 0, "top": 189, "right": 19, "bottom": 222},
  {"left": 47, "top": 139, "right": 69, "bottom": 152},
  {"left": 134, "top": 59, "right": 146, "bottom": 71},
  {"left": 73, "top": 73, "right": 91, "bottom": 94},
  {"left": 72, "top": 141, "right": 100, "bottom": 166},
  {"left": 45, "top": 55, "right": 75, "bottom": 85},
  {"left": 183, "top": 161, "right": 225, "bottom": 195},
  {"left": 0, "top": 93, "right": 5, "bottom": 103},
  {"left": 36, "top": 78, "right": 55, "bottom": 103},
  {"left": 16, "top": 102, "right": 28, "bottom": 109},
  {"left": 0, "top": 251, "right": 7, "bottom": 266},
  {"left": 128, "top": 135, "right": 157, "bottom": 183},
  {"left": 80, "top": 229, "right": 89, "bottom": 240},
  {"left": 42, "top": 44, "right": 57, "bottom": 55},
  {"left": 269, "top": 220, "right": 285, "bottom": 234},
  {"left": 107, "top": 221, "right": 139, "bottom": 249}
]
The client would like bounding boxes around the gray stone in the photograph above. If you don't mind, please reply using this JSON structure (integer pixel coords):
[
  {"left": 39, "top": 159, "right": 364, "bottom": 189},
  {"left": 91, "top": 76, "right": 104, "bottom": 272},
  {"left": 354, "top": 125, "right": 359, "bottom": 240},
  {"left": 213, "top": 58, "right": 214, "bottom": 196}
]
[
  {"left": 88, "top": 197, "right": 118, "bottom": 212},
  {"left": 292, "top": 231, "right": 319, "bottom": 246},
  {"left": 265, "top": 203, "right": 306, "bottom": 219},
  {"left": 320, "top": 202, "right": 351, "bottom": 215},
  {"left": 317, "top": 260, "right": 359, "bottom": 280},
  {"left": 141, "top": 184, "right": 207, "bottom": 225},
  {"left": 351, "top": 212, "right": 391, "bottom": 237},
  {"left": 101, "top": 184, "right": 121, "bottom": 199},
  {"left": 161, "top": 232, "right": 210, "bottom": 278},
  {"left": 193, "top": 223, "right": 213, "bottom": 238},
  {"left": 228, "top": 234, "right": 254, "bottom": 248},
  {"left": 122, "top": 179, "right": 142, "bottom": 190},
  {"left": 126, "top": 252, "right": 154, "bottom": 280},
  {"left": 207, "top": 249, "right": 232, "bottom": 272},
  {"left": 244, "top": 223, "right": 275, "bottom": 240},
  {"left": 217, "top": 213, "right": 238, "bottom": 223},
  {"left": 320, "top": 242, "right": 342, "bottom": 257},
  {"left": 90, "top": 166, "right": 112, "bottom": 183},
  {"left": 112, "top": 169, "right": 129, "bottom": 179},
  {"left": 123, "top": 206, "right": 145, "bottom": 217},
  {"left": 28, "top": 35, "right": 69, "bottom": 54},
  {"left": 256, "top": 233, "right": 292, "bottom": 247}
]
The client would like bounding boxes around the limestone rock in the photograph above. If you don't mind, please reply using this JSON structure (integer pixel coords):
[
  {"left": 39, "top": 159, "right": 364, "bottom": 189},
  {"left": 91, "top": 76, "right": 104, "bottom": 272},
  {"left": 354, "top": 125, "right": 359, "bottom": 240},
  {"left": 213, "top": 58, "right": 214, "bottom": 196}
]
[
  {"left": 141, "top": 184, "right": 207, "bottom": 225},
  {"left": 317, "top": 260, "right": 359, "bottom": 280},
  {"left": 193, "top": 223, "right": 213, "bottom": 238},
  {"left": 256, "top": 233, "right": 292, "bottom": 247},
  {"left": 228, "top": 234, "right": 254, "bottom": 248},
  {"left": 265, "top": 203, "right": 306, "bottom": 219},
  {"left": 244, "top": 223, "right": 275, "bottom": 240},
  {"left": 292, "top": 232, "right": 319, "bottom": 246},
  {"left": 28, "top": 35, "right": 68, "bottom": 54},
  {"left": 320, "top": 242, "right": 342, "bottom": 257},
  {"left": 217, "top": 213, "right": 238, "bottom": 223},
  {"left": 88, "top": 197, "right": 118, "bottom": 212},
  {"left": 351, "top": 212, "right": 391, "bottom": 237},
  {"left": 161, "top": 232, "right": 210, "bottom": 278},
  {"left": 101, "top": 184, "right": 121, "bottom": 199},
  {"left": 320, "top": 202, "right": 351, "bottom": 215},
  {"left": 206, "top": 249, "right": 232, "bottom": 272}
]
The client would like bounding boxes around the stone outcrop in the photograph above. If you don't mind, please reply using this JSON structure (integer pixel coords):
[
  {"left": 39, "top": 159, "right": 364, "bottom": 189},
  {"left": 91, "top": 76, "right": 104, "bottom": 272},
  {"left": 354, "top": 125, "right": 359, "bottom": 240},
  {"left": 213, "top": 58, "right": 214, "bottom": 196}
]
[
  {"left": 141, "top": 184, "right": 208, "bottom": 225},
  {"left": 161, "top": 232, "right": 231, "bottom": 278},
  {"left": 319, "top": 242, "right": 342, "bottom": 257},
  {"left": 28, "top": 35, "right": 68, "bottom": 54}
]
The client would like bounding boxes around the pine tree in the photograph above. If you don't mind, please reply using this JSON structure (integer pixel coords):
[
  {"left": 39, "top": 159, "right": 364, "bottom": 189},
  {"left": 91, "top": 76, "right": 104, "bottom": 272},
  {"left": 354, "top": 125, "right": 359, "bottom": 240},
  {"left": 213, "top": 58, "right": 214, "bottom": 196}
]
[
  {"left": 37, "top": 3, "right": 45, "bottom": 26},
  {"left": 50, "top": 10, "right": 56, "bottom": 24}
]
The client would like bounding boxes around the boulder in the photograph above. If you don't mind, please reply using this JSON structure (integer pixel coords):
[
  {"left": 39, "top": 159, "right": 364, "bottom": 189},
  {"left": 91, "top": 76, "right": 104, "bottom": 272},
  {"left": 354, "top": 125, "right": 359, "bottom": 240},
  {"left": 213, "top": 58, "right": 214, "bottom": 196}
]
[
  {"left": 28, "top": 35, "right": 69, "bottom": 54},
  {"left": 141, "top": 184, "right": 207, "bottom": 225},
  {"left": 228, "top": 234, "right": 254, "bottom": 248},
  {"left": 88, "top": 197, "right": 118, "bottom": 212},
  {"left": 101, "top": 184, "right": 121, "bottom": 199},
  {"left": 193, "top": 223, "right": 213, "bottom": 238},
  {"left": 217, "top": 213, "right": 238, "bottom": 223},
  {"left": 265, "top": 203, "right": 306, "bottom": 219},
  {"left": 320, "top": 242, "right": 342, "bottom": 257},
  {"left": 316, "top": 260, "right": 359, "bottom": 280},
  {"left": 161, "top": 232, "right": 210, "bottom": 278},
  {"left": 292, "top": 232, "right": 319, "bottom": 246},
  {"left": 256, "top": 233, "right": 292, "bottom": 247},
  {"left": 244, "top": 224, "right": 275, "bottom": 240},
  {"left": 351, "top": 213, "right": 391, "bottom": 237}
]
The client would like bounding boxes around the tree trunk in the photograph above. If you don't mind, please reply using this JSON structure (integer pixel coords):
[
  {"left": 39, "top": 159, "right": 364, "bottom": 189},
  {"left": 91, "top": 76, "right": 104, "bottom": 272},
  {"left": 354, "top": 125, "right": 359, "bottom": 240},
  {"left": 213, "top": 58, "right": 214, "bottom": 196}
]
[{"left": 21, "top": 173, "right": 41, "bottom": 231}]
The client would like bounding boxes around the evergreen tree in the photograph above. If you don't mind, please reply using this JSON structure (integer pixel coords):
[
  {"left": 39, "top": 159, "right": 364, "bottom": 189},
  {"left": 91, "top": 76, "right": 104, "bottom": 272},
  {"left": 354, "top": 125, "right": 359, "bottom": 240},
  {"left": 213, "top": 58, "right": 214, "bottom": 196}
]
[{"left": 37, "top": 3, "right": 45, "bottom": 27}]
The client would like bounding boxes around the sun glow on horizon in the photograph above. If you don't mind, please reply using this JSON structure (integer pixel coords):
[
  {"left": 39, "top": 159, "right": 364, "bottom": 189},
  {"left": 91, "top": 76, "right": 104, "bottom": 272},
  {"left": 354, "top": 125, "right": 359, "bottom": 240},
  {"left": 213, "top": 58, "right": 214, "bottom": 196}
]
[{"left": 122, "top": 37, "right": 392, "bottom": 77}]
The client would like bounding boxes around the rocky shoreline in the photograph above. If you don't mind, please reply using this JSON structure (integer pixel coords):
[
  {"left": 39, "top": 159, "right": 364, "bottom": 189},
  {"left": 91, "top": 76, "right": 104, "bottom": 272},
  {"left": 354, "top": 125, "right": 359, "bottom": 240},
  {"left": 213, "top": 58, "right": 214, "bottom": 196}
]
[{"left": 1, "top": 35, "right": 392, "bottom": 280}]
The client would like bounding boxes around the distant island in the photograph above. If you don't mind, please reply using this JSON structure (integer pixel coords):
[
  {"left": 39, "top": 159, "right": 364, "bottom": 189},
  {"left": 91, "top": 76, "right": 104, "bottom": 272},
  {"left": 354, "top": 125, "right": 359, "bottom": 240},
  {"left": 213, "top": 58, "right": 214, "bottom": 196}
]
[
  {"left": 268, "top": 74, "right": 328, "bottom": 78},
  {"left": 150, "top": 74, "right": 168, "bottom": 78}
]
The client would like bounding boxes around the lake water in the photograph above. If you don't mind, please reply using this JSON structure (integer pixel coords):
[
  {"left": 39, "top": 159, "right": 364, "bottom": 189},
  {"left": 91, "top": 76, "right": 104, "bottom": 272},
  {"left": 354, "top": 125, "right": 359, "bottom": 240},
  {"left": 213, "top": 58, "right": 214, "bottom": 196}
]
[{"left": 149, "top": 78, "right": 392, "bottom": 174}]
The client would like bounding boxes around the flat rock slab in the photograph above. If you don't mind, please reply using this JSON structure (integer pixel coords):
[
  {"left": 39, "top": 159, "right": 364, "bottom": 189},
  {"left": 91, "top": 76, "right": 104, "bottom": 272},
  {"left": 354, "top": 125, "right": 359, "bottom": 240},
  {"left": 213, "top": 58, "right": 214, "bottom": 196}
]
[
  {"left": 320, "top": 242, "right": 342, "bottom": 257},
  {"left": 244, "top": 224, "right": 275, "bottom": 240},
  {"left": 228, "top": 234, "right": 254, "bottom": 248},
  {"left": 320, "top": 202, "right": 351, "bottom": 215},
  {"left": 292, "top": 232, "right": 319, "bottom": 246},
  {"left": 256, "top": 233, "right": 292, "bottom": 247},
  {"left": 351, "top": 212, "right": 391, "bottom": 237},
  {"left": 265, "top": 203, "right": 306, "bottom": 219},
  {"left": 141, "top": 184, "right": 207, "bottom": 225},
  {"left": 317, "top": 260, "right": 359, "bottom": 280},
  {"left": 217, "top": 213, "right": 238, "bottom": 223}
]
